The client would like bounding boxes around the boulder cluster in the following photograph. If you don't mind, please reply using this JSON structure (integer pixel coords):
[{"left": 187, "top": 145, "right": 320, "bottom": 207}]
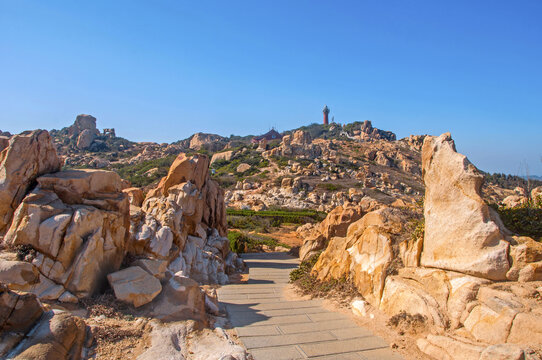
[
  {"left": 0, "top": 129, "right": 243, "bottom": 358},
  {"left": 307, "top": 133, "right": 542, "bottom": 359}
]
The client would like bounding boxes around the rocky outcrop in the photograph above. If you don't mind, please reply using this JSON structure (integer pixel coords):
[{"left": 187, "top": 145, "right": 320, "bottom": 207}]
[
  {"left": 0, "top": 285, "right": 86, "bottom": 359},
  {"left": 299, "top": 202, "right": 370, "bottom": 261},
  {"left": 210, "top": 150, "right": 233, "bottom": 164},
  {"left": 312, "top": 207, "right": 421, "bottom": 305},
  {"left": 5, "top": 310, "right": 86, "bottom": 360},
  {"left": 421, "top": 133, "right": 510, "bottom": 280},
  {"left": 359, "top": 120, "right": 396, "bottom": 141},
  {"left": 76, "top": 129, "right": 97, "bottom": 149},
  {"left": 4, "top": 169, "right": 129, "bottom": 299},
  {"left": 67, "top": 114, "right": 99, "bottom": 137},
  {"left": 0, "top": 130, "right": 62, "bottom": 234},
  {"left": 309, "top": 132, "right": 542, "bottom": 358},
  {"left": 123, "top": 187, "right": 144, "bottom": 207},
  {"left": 130, "top": 152, "right": 240, "bottom": 288},
  {"left": 189, "top": 132, "right": 227, "bottom": 152}
]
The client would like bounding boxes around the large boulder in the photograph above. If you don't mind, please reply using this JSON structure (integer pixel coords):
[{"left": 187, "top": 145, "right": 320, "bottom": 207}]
[
  {"left": 146, "top": 274, "right": 205, "bottom": 322},
  {"left": 76, "top": 128, "right": 97, "bottom": 149},
  {"left": 0, "top": 285, "right": 44, "bottom": 334},
  {"left": 0, "top": 130, "right": 62, "bottom": 233},
  {"left": 147, "top": 153, "right": 209, "bottom": 197},
  {"left": 421, "top": 133, "right": 510, "bottom": 280},
  {"left": 107, "top": 266, "right": 162, "bottom": 307},
  {"left": 4, "top": 170, "right": 129, "bottom": 298},
  {"left": 67, "top": 114, "right": 99, "bottom": 137},
  {"left": 5, "top": 310, "right": 86, "bottom": 360}
]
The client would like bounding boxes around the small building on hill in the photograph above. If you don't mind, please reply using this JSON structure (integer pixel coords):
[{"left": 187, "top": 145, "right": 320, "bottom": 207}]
[{"left": 251, "top": 129, "right": 283, "bottom": 144}]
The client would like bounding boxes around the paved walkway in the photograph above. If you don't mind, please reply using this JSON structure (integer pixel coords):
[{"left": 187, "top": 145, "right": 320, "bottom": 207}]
[{"left": 218, "top": 252, "right": 403, "bottom": 360}]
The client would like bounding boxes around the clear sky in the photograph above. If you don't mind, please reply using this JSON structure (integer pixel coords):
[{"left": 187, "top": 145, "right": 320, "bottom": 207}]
[{"left": 1, "top": 1, "right": 541, "bottom": 176}]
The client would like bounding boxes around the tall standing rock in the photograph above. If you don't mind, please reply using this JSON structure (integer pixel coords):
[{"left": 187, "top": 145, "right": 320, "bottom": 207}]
[
  {"left": 421, "top": 133, "right": 510, "bottom": 280},
  {"left": 0, "top": 130, "right": 62, "bottom": 234}
]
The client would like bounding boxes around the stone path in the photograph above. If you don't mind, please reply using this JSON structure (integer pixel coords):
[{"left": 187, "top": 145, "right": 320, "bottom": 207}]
[{"left": 218, "top": 252, "right": 403, "bottom": 360}]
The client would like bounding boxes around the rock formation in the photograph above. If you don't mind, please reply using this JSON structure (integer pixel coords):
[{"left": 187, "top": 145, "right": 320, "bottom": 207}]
[
  {"left": 308, "top": 133, "right": 542, "bottom": 358},
  {"left": 421, "top": 133, "right": 510, "bottom": 280},
  {"left": 4, "top": 169, "right": 129, "bottom": 298},
  {"left": 299, "top": 201, "right": 373, "bottom": 261},
  {"left": 0, "top": 130, "right": 62, "bottom": 234},
  {"left": 0, "top": 285, "right": 86, "bottom": 359},
  {"left": 189, "top": 132, "right": 227, "bottom": 152},
  {"left": 359, "top": 120, "right": 396, "bottom": 141},
  {"left": 131, "top": 152, "right": 239, "bottom": 288}
]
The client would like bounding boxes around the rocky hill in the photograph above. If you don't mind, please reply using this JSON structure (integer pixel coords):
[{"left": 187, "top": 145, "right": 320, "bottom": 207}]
[
  {"left": 42, "top": 114, "right": 536, "bottom": 213},
  {"left": 1, "top": 114, "right": 541, "bottom": 359}
]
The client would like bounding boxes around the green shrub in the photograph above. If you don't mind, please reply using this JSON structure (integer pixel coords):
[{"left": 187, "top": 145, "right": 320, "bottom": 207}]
[
  {"left": 289, "top": 252, "right": 321, "bottom": 282},
  {"left": 110, "top": 154, "right": 176, "bottom": 187},
  {"left": 227, "top": 231, "right": 290, "bottom": 253},
  {"left": 289, "top": 252, "right": 360, "bottom": 301},
  {"left": 493, "top": 200, "right": 542, "bottom": 241},
  {"left": 318, "top": 183, "right": 343, "bottom": 192},
  {"left": 226, "top": 208, "right": 326, "bottom": 230}
]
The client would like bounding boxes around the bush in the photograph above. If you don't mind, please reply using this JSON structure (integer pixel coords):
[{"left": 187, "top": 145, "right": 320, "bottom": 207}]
[
  {"left": 227, "top": 208, "right": 326, "bottom": 230},
  {"left": 289, "top": 252, "right": 360, "bottom": 302},
  {"left": 318, "top": 183, "right": 343, "bottom": 192},
  {"left": 494, "top": 200, "right": 542, "bottom": 241},
  {"left": 289, "top": 252, "right": 321, "bottom": 282},
  {"left": 227, "top": 231, "right": 290, "bottom": 253},
  {"left": 110, "top": 155, "right": 176, "bottom": 187}
]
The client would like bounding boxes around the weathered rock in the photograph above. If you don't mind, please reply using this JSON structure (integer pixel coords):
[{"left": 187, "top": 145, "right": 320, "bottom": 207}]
[
  {"left": 123, "top": 187, "right": 144, "bottom": 207},
  {"left": 6, "top": 310, "right": 86, "bottom": 360},
  {"left": 507, "top": 312, "right": 542, "bottom": 345},
  {"left": 133, "top": 258, "right": 168, "bottom": 279},
  {"left": 148, "top": 153, "right": 209, "bottom": 197},
  {"left": 531, "top": 186, "right": 542, "bottom": 202},
  {"left": 312, "top": 207, "right": 418, "bottom": 307},
  {"left": 291, "top": 130, "right": 311, "bottom": 145},
  {"left": 4, "top": 170, "right": 129, "bottom": 298},
  {"left": 0, "top": 260, "right": 39, "bottom": 290},
  {"left": 0, "top": 285, "right": 44, "bottom": 334},
  {"left": 421, "top": 133, "right": 510, "bottom": 280},
  {"left": 76, "top": 128, "right": 96, "bottom": 149},
  {"left": 0, "top": 130, "right": 62, "bottom": 233},
  {"left": 68, "top": 114, "right": 99, "bottom": 137},
  {"left": 417, "top": 335, "right": 485, "bottom": 360},
  {"left": 189, "top": 132, "right": 227, "bottom": 152},
  {"left": 236, "top": 163, "right": 251, "bottom": 173},
  {"left": 108, "top": 266, "right": 162, "bottom": 307},
  {"left": 210, "top": 150, "right": 233, "bottom": 164},
  {"left": 507, "top": 236, "right": 542, "bottom": 281},
  {"left": 37, "top": 169, "right": 129, "bottom": 213},
  {"left": 300, "top": 204, "right": 366, "bottom": 261},
  {"left": 147, "top": 274, "right": 205, "bottom": 322}
]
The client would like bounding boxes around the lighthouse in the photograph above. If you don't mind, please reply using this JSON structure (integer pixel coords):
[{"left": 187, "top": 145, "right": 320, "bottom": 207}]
[{"left": 323, "top": 105, "right": 330, "bottom": 125}]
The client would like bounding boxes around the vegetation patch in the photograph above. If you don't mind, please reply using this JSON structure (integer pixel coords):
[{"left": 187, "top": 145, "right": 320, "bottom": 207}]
[
  {"left": 110, "top": 154, "right": 176, "bottom": 187},
  {"left": 227, "top": 208, "right": 327, "bottom": 232},
  {"left": 317, "top": 183, "right": 343, "bottom": 192},
  {"left": 227, "top": 231, "right": 291, "bottom": 253},
  {"left": 387, "top": 311, "right": 428, "bottom": 335},
  {"left": 289, "top": 253, "right": 360, "bottom": 304},
  {"left": 493, "top": 199, "right": 542, "bottom": 241}
]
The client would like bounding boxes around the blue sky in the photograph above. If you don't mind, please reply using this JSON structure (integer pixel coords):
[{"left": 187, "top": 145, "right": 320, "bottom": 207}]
[{"left": 1, "top": 1, "right": 541, "bottom": 175}]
